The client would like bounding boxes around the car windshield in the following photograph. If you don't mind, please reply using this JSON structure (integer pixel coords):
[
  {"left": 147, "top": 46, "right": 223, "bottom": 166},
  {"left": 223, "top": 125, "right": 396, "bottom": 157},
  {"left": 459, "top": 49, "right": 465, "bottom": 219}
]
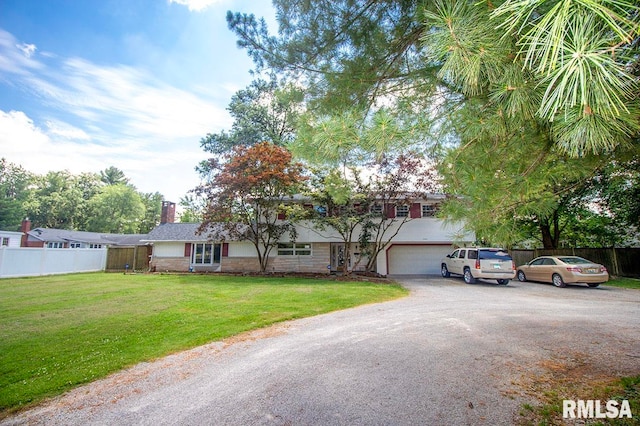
[
  {"left": 479, "top": 249, "right": 512, "bottom": 260},
  {"left": 558, "top": 257, "right": 591, "bottom": 265}
]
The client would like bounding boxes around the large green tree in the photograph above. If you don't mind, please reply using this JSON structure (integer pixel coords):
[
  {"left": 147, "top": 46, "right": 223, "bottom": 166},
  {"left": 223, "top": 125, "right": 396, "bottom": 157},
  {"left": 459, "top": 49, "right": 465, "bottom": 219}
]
[
  {"left": 0, "top": 158, "right": 33, "bottom": 230},
  {"left": 199, "top": 78, "right": 303, "bottom": 156},
  {"left": 229, "top": 0, "right": 639, "bottom": 155},
  {"left": 226, "top": 0, "right": 639, "bottom": 247},
  {"left": 86, "top": 185, "right": 146, "bottom": 234},
  {"left": 24, "top": 171, "right": 86, "bottom": 230}
]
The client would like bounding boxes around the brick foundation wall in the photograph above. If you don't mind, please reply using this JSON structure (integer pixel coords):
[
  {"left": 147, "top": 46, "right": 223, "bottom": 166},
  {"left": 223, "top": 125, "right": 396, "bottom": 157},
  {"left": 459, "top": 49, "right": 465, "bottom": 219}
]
[
  {"left": 151, "top": 257, "right": 190, "bottom": 272},
  {"left": 221, "top": 257, "right": 263, "bottom": 273}
]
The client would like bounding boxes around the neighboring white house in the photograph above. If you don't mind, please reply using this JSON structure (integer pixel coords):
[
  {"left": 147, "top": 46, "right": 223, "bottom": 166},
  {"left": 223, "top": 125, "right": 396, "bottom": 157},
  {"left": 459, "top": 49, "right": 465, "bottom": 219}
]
[
  {"left": 0, "top": 230, "right": 23, "bottom": 248},
  {"left": 144, "top": 197, "right": 474, "bottom": 276}
]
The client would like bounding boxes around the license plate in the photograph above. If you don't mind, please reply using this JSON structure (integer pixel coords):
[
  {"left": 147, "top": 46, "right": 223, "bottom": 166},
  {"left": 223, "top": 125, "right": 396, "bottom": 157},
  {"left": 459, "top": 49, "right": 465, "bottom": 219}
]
[
  {"left": 493, "top": 263, "right": 501, "bottom": 269},
  {"left": 585, "top": 268, "right": 597, "bottom": 274}
]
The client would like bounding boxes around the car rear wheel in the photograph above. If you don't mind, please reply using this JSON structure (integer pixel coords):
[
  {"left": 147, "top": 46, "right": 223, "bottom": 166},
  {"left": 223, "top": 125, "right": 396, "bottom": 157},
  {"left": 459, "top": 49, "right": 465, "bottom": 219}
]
[
  {"left": 441, "top": 264, "right": 450, "bottom": 278},
  {"left": 463, "top": 268, "right": 476, "bottom": 284},
  {"left": 552, "top": 273, "right": 566, "bottom": 288},
  {"left": 587, "top": 283, "right": 600, "bottom": 288},
  {"left": 497, "top": 279, "right": 509, "bottom": 285},
  {"left": 517, "top": 270, "right": 527, "bottom": 282}
]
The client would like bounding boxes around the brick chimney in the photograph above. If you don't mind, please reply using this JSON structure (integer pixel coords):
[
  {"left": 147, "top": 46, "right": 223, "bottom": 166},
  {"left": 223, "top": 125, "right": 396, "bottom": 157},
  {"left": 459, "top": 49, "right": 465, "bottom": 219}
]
[
  {"left": 20, "top": 218, "right": 31, "bottom": 247},
  {"left": 160, "top": 201, "right": 176, "bottom": 224}
]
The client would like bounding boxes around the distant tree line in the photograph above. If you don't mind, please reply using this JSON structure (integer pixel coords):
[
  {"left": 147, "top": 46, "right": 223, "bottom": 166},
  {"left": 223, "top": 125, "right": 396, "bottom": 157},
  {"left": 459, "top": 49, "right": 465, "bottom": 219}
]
[{"left": 0, "top": 161, "right": 163, "bottom": 234}]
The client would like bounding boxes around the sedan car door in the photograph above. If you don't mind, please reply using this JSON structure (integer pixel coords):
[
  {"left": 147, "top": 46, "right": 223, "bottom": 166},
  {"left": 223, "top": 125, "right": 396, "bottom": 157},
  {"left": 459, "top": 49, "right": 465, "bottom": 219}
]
[
  {"left": 525, "top": 258, "right": 546, "bottom": 281},
  {"left": 538, "top": 257, "right": 559, "bottom": 283}
]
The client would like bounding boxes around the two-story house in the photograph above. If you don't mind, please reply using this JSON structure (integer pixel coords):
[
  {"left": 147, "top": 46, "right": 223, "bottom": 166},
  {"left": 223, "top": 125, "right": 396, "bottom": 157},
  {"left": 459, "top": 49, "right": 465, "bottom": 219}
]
[{"left": 145, "top": 199, "right": 473, "bottom": 276}]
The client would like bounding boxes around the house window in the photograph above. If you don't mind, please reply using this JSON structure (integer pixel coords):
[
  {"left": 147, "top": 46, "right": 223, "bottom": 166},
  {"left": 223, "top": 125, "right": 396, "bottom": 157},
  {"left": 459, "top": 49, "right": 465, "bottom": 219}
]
[
  {"left": 277, "top": 243, "right": 312, "bottom": 256},
  {"left": 1, "top": 238, "right": 9, "bottom": 246},
  {"left": 422, "top": 204, "right": 439, "bottom": 217},
  {"left": 89, "top": 244, "right": 103, "bottom": 249},
  {"left": 70, "top": 243, "right": 82, "bottom": 248},
  {"left": 396, "top": 205, "right": 409, "bottom": 217},
  {"left": 371, "top": 204, "right": 383, "bottom": 215},
  {"left": 191, "top": 243, "right": 221, "bottom": 265},
  {"left": 47, "top": 242, "right": 64, "bottom": 248}
]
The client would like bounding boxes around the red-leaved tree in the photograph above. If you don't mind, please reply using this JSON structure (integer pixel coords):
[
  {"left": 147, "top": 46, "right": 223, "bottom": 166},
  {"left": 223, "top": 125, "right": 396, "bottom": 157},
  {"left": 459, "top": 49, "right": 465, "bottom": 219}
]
[{"left": 196, "top": 142, "right": 306, "bottom": 272}]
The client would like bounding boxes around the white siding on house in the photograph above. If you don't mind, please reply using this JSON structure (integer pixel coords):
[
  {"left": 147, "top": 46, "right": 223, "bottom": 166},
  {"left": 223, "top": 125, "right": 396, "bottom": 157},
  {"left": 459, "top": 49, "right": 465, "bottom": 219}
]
[
  {"left": 0, "top": 231, "right": 23, "bottom": 248},
  {"left": 152, "top": 242, "right": 185, "bottom": 257},
  {"left": 390, "top": 218, "right": 472, "bottom": 243},
  {"left": 228, "top": 242, "right": 256, "bottom": 257}
]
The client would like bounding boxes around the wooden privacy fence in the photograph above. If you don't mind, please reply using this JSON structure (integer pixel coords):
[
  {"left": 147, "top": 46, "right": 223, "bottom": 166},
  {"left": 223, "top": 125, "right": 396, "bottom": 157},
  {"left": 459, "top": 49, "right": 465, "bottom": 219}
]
[
  {"left": 106, "top": 246, "right": 151, "bottom": 271},
  {"left": 510, "top": 248, "right": 640, "bottom": 278}
]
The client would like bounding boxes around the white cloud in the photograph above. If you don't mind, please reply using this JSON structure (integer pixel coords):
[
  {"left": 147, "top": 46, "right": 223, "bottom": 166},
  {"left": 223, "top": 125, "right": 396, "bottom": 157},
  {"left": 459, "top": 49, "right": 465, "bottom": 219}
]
[
  {"left": 0, "top": 29, "right": 43, "bottom": 75},
  {"left": 168, "top": 0, "right": 225, "bottom": 12},
  {"left": 45, "top": 120, "right": 91, "bottom": 140},
  {"left": 16, "top": 42, "right": 36, "bottom": 58}
]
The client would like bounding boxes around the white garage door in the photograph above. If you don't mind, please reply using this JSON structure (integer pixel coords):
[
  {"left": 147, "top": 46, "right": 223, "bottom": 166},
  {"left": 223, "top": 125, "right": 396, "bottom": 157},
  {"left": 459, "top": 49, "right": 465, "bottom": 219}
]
[{"left": 387, "top": 244, "right": 452, "bottom": 275}]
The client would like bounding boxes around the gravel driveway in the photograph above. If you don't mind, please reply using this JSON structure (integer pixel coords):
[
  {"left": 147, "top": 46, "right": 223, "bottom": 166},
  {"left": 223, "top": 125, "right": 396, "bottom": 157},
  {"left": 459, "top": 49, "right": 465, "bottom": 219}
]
[{"left": 4, "top": 277, "right": 640, "bottom": 425}]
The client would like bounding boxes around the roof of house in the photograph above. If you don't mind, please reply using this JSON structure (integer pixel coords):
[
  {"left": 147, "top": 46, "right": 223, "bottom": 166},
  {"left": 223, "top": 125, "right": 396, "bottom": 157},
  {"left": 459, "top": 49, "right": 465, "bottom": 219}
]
[
  {"left": 144, "top": 223, "right": 213, "bottom": 242},
  {"left": 27, "top": 228, "right": 148, "bottom": 246},
  {"left": 0, "top": 230, "right": 24, "bottom": 236},
  {"left": 143, "top": 222, "right": 238, "bottom": 242}
]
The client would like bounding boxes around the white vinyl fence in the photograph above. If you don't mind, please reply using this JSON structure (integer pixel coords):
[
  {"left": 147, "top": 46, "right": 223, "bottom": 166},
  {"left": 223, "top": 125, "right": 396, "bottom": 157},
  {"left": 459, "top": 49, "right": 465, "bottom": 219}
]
[{"left": 0, "top": 247, "right": 108, "bottom": 278}]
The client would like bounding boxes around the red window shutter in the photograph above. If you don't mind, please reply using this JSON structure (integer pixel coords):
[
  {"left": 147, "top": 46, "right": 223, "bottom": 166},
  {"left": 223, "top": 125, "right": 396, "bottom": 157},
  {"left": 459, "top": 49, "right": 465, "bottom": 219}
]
[
  {"left": 184, "top": 243, "right": 192, "bottom": 257},
  {"left": 222, "top": 243, "right": 229, "bottom": 257},
  {"left": 410, "top": 203, "right": 421, "bottom": 218},
  {"left": 385, "top": 204, "right": 396, "bottom": 218}
]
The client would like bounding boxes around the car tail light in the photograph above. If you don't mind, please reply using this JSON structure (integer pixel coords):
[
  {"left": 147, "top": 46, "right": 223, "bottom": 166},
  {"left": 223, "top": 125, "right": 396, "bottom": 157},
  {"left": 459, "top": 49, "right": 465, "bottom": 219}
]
[
  {"left": 600, "top": 266, "right": 608, "bottom": 272},
  {"left": 475, "top": 259, "right": 480, "bottom": 269},
  {"left": 511, "top": 261, "right": 515, "bottom": 270},
  {"left": 566, "top": 267, "right": 583, "bottom": 273}
]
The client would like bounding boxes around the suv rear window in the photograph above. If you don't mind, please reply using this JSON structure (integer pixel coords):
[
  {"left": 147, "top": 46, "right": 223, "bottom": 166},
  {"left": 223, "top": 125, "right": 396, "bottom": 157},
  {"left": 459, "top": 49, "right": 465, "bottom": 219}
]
[{"left": 478, "top": 249, "right": 512, "bottom": 260}]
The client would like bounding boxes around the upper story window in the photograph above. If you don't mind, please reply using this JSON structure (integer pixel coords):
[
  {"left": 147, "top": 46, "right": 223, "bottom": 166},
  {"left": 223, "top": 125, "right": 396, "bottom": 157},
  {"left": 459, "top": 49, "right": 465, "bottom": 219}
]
[
  {"left": 422, "top": 204, "right": 439, "bottom": 217},
  {"left": 371, "top": 204, "right": 383, "bottom": 215},
  {"left": 2, "top": 237, "right": 9, "bottom": 246},
  {"left": 396, "top": 205, "right": 409, "bottom": 217}
]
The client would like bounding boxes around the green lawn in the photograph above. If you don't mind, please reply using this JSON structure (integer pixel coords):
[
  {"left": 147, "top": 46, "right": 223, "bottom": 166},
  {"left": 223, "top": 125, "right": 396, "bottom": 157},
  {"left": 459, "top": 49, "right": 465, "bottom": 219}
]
[
  {"left": 0, "top": 272, "right": 407, "bottom": 415},
  {"left": 607, "top": 277, "right": 640, "bottom": 289}
]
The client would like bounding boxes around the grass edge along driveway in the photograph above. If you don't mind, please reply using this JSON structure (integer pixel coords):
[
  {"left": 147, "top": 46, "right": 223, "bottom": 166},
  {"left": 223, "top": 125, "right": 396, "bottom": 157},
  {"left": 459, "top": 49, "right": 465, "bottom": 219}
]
[{"left": 0, "top": 272, "right": 407, "bottom": 416}]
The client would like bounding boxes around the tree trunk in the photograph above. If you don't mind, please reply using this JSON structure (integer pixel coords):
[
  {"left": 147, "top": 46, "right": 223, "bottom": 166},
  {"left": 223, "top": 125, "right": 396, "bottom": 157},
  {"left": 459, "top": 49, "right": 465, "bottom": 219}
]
[{"left": 539, "top": 211, "right": 561, "bottom": 249}]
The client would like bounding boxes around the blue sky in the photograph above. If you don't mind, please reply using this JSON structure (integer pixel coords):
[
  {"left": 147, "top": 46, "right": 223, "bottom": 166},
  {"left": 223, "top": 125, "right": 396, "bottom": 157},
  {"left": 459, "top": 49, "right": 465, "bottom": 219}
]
[{"left": 0, "top": 0, "right": 275, "bottom": 203}]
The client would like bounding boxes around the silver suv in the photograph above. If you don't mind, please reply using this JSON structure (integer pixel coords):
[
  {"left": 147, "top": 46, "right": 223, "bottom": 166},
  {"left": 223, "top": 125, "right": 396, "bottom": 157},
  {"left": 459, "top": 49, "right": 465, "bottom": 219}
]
[{"left": 441, "top": 247, "right": 515, "bottom": 285}]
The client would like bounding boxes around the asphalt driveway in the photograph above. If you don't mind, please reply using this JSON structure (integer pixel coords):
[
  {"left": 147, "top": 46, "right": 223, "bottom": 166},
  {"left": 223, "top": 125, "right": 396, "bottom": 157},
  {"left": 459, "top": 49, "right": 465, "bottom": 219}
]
[{"left": 4, "top": 277, "right": 640, "bottom": 425}]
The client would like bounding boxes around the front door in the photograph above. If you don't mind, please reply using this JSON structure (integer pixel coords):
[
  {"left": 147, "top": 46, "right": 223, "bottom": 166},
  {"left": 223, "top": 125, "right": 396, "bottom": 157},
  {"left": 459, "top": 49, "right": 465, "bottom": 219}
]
[{"left": 330, "top": 243, "right": 346, "bottom": 272}]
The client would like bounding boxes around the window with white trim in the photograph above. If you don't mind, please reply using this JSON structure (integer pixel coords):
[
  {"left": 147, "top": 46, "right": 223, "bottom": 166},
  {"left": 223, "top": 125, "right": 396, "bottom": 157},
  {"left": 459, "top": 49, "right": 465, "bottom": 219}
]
[
  {"left": 70, "top": 243, "right": 82, "bottom": 248},
  {"left": 277, "top": 243, "right": 312, "bottom": 256},
  {"left": 47, "top": 242, "right": 64, "bottom": 248},
  {"left": 422, "top": 204, "right": 439, "bottom": 217},
  {"left": 371, "top": 204, "right": 383, "bottom": 215},
  {"left": 89, "top": 244, "right": 103, "bottom": 249},
  {"left": 191, "top": 243, "right": 221, "bottom": 265},
  {"left": 396, "top": 205, "right": 409, "bottom": 217},
  {"left": 2, "top": 237, "right": 9, "bottom": 246}
]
